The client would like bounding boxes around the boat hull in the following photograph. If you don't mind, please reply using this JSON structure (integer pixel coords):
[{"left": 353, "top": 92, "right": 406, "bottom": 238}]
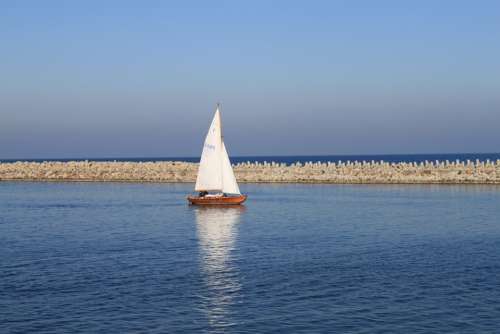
[{"left": 187, "top": 195, "right": 247, "bottom": 205}]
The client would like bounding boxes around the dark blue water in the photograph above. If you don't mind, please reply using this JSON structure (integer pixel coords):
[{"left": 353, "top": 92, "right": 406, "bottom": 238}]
[
  {"left": 2, "top": 152, "right": 500, "bottom": 164},
  {"left": 1, "top": 182, "right": 500, "bottom": 333}
]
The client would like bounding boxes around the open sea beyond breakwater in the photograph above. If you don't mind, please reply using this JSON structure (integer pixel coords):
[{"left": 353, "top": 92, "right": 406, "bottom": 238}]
[
  {"left": 1, "top": 182, "right": 500, "bottom": 333},
  {"left": 2, "top": 153, "right": 500, "bottom": 164}
]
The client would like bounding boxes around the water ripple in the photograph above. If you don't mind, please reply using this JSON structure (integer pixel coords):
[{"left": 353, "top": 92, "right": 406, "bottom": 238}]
[{"left": 1, "top": 183, "right": 500, "bottom": 332}]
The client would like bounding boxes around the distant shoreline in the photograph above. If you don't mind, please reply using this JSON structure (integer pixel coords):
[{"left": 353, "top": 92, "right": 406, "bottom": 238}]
[{"left": 1, "top": 160, "right": 499, "bottom": 185}]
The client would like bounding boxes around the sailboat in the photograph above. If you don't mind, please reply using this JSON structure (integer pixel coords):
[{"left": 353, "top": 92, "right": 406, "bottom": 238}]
[{"left": 187, "top": 104, "right": 247, "bottom": 205}]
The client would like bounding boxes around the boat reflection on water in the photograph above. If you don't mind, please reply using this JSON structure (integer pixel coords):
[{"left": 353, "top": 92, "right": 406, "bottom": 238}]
[{"left": 194, "top": 206, "right": 245, "bottom": 329}]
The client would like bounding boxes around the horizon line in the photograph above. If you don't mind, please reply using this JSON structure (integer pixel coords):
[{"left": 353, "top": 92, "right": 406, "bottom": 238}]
[{"left": 1, "top": 152, "right": 500, "bottom": 162}]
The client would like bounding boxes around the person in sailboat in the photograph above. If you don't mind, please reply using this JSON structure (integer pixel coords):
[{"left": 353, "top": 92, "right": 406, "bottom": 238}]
[{"left": 199, "top": 191, "right": 208, "bottom": 197}]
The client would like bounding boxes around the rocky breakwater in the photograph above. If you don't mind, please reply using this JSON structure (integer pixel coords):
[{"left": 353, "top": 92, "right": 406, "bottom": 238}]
[
  {"left": 0, "top": 161, "right": 198, "bottom": 182},
  {"left": 1, "top": 159, "right": 499, "bottom": 184}
]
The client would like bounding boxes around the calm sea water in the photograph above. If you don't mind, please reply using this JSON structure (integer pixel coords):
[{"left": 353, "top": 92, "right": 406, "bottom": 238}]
[
  {"left": 2, "top": 152, "right": 500, "bottom": 164},
  {"left": 1, "top": 182, "right": 500, "bottom": 333}
]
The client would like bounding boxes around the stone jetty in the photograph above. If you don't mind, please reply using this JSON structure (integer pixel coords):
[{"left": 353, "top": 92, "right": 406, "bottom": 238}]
[{"left": 1, "top": 160, "right": 499, "bottom": 184}]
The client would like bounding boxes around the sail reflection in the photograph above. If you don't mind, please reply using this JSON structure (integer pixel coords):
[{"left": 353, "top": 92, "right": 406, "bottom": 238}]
[{"left": 195, "top": 206, "right": 245, "bottom": 329}]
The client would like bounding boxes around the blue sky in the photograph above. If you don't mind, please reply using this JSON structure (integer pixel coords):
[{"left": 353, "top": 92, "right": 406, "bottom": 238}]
[{"left": 1, "top": 1, "right": 499, "bottom": 159}]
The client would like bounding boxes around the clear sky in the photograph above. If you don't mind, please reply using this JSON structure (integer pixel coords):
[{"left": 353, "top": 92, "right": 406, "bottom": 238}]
[{"left": 1, "top": 1, "right": 499, "bottom": 159}]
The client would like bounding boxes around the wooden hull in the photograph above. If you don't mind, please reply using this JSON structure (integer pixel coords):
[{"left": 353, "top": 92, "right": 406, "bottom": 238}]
[{"left": 187, "top": 194, "right": 247, "bottom": 205}]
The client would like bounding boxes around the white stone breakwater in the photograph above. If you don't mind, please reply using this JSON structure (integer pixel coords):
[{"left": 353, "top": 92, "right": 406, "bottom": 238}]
[{"left": 1, "top": 160, "right": 500, "bottom": 184}]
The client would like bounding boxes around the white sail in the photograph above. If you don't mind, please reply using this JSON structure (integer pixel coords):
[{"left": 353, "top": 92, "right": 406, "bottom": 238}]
[
  {"left": 195, "top": 109, "right": 223, "bottom": 191},
  {"left": 221, "top": 142, "right": 241, "bottom": 194}
]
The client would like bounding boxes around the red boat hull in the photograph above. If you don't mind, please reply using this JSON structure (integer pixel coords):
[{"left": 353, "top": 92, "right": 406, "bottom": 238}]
[{"left": 187, "top": 194, "right": 247, "bottom": 205}]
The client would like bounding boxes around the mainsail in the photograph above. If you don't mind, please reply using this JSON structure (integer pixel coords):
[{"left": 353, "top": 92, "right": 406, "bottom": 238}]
[
  {"left": 195, "top": 109, "right": 223, "bottom": 191},
  {"left": 194, "top": 107, "right": 241, "bottom": 195}
]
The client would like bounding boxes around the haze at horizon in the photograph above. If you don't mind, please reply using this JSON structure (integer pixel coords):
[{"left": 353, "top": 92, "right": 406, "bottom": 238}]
[{"left": 1, "top": 1, "right": 499, "bottom": 159}]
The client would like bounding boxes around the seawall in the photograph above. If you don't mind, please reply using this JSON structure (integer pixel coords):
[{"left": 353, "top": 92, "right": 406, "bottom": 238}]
[{"left": 1, "top": 160, "right": 500, "bottom": 184}]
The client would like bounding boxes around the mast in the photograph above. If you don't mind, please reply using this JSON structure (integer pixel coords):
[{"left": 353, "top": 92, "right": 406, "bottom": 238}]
[{"left": 217, "top": 102, "right": 222, "bottom": 139}]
